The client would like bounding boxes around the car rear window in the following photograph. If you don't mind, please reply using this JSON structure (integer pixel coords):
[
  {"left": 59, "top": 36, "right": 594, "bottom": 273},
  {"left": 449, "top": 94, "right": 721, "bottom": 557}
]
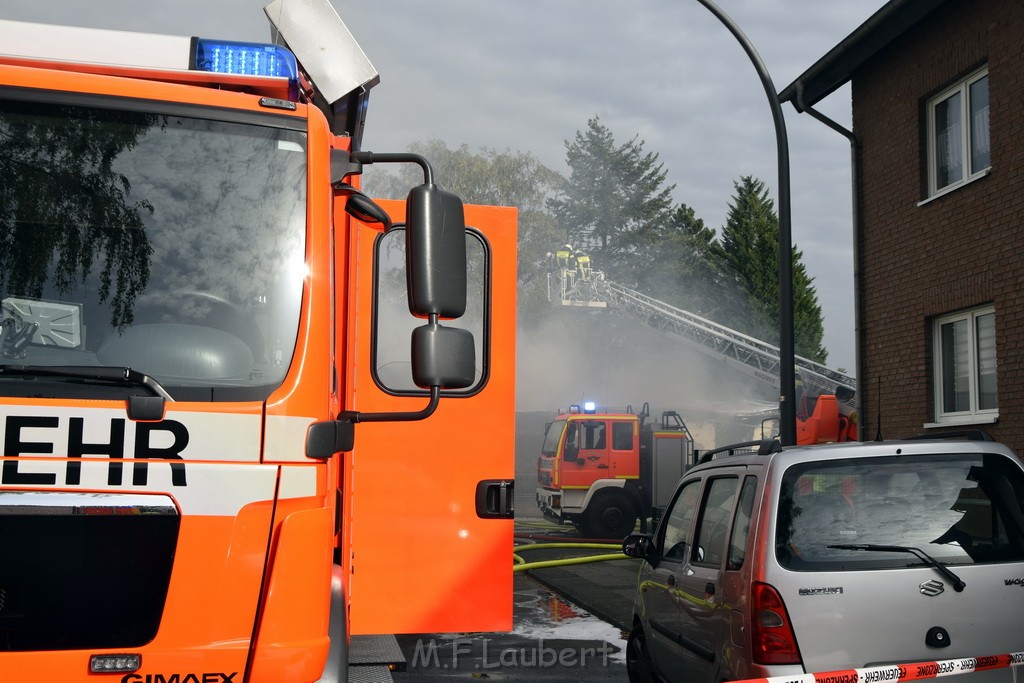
[{"left": 776, "top": 452, "right": 1024, "bottom": 570}]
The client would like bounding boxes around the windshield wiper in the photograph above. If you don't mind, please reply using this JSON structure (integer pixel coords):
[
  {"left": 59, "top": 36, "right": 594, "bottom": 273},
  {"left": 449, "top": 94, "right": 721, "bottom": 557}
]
[
  {"left": 828, "top": 543, "right": 966, "bottom": 592},
  {"left": 0, "top": 364, "right": 174, "bottom": 402}
]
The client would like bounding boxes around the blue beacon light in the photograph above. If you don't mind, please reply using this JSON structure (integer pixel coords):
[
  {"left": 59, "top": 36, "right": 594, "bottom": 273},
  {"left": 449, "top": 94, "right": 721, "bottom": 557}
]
[{"left": 191, "top": 38, "right": 299, "bottom": 81}]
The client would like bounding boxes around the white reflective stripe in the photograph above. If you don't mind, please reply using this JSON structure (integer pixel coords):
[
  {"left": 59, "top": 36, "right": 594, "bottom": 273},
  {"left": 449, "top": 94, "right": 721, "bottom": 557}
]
[
  {"left": 170, "top": 411, "right": 261, "bottom": 460},
  {"left": 0, "top": 406, "right": 261, "bottom": 462},
  {"left": 169, "top": 463, "right": 278, "bottom": 516},
  {"left": 278, "top": 465, "right": 317, "bottom": 500},
  {"left": 264, "top": 414, "right": 316, "bottom": 462},
  {"left": 0, "top": 19, "right": 191, "bottom": 70}
]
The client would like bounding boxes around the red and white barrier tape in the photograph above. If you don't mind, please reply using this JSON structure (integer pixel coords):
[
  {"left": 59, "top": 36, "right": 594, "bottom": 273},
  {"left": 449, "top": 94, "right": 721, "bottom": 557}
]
[{"left": 740, "top": 652, "right": 1024, "bottom": 683}]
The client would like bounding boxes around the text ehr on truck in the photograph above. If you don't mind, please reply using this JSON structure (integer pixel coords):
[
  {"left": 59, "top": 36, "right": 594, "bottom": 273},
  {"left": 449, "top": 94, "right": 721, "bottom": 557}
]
[{"left": 0, "top": 1, "right": 517, "bottom": 681}]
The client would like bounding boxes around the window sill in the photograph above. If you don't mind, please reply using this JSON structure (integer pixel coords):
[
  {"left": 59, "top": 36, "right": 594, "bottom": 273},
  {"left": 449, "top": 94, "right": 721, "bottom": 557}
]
[
  {"left": 924, "top": 413, "right": 998, "bottom": 429},
  {"left": 918, "top": 167, "right": 991, "bottom": 207}
]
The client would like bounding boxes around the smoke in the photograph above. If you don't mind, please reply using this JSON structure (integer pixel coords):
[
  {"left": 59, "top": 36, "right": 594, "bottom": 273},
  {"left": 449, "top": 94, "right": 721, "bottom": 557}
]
[{"left": 516, "top": 305, "right": 779, "bottom": 449}]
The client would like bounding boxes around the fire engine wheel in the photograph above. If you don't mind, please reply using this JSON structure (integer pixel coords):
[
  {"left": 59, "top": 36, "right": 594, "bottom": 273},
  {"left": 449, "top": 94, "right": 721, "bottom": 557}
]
[{"left": 583, "top": 490, "right": 638, "bottom": 540}]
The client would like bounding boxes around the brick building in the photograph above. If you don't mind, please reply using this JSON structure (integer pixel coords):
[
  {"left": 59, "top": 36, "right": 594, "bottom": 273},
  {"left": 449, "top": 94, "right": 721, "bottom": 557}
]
[{"left": 780, "top": 0, "right": 1024, "bottom": 451}]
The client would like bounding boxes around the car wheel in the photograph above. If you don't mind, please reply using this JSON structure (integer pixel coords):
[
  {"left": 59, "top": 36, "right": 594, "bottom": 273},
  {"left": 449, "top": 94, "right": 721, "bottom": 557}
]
[
  {"left": 584, "top": 490, "right": 638, "bottom": 539},
  {"left": 626, "top": 625, "right": 658, "bottom": 683}
]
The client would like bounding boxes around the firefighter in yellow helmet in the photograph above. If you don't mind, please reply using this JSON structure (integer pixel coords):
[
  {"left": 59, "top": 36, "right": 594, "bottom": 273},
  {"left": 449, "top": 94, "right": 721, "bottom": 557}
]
[
  {"left": 576, "top": 250, "right": 591, "bottom": 281},
  {"left": 555, "top": 244, "right": 573, "bottom": 271}
]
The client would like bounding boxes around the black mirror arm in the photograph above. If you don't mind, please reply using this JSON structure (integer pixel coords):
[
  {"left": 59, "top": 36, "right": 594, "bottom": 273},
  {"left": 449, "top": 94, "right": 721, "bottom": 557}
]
[
  {"left": 350, "top": 150, "right": 434, "bottom": 185},
  {"left": 339, "top": 386, "right": 441, "bottom": 425}
]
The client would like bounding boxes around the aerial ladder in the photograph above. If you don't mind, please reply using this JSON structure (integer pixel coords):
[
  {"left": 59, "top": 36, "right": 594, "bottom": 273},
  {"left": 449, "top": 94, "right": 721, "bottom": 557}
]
[{"left": 548, "top": 263, "right": 858, "bottom": 442}]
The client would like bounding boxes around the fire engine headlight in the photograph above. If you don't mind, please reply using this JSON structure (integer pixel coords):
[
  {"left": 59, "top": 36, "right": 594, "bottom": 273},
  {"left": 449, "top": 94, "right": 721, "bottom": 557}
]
[{"left": 90, "top": 654, "right": 141, "bottom": 673}]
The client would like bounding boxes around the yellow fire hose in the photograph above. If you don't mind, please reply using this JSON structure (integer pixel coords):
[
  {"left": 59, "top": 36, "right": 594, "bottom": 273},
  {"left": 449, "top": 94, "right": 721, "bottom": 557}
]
[{"left": 512, "top": 542, "right": 630, "bottom": 573}]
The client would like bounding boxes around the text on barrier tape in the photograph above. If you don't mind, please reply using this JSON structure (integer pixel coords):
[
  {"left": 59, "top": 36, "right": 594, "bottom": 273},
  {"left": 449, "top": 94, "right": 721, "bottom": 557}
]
[{"left": 737, "top": 652, "right": 1024, "bottom": 683}]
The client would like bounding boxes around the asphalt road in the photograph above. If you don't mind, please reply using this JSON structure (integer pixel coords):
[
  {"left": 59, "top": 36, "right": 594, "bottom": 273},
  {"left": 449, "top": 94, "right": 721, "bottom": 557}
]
[{"left": 391, "top": 571, "right": 629, "bottom": 681}]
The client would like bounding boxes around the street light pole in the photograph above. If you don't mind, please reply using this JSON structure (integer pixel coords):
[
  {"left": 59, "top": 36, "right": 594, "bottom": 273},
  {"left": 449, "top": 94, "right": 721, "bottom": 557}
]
[{"left": 695, "top": 0, "right": 797, "bottom": 445}]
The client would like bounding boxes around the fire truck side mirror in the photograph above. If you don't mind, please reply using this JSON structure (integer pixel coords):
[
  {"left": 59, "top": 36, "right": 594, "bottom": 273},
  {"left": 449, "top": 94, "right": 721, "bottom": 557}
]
[
  {"left": 405, "top": 184, "right": 467, "bottom": 319},
  {"left": 411, "top": 322, "right": 475, "bottom": 389},
  {"left": 305, "top": 419, "right": 355, "bottom": 459}
]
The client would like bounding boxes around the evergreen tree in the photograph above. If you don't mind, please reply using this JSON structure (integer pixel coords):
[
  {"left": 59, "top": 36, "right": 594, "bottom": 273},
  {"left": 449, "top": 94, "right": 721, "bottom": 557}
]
[
  {"left": 547, "top": 117, "right": 675, "bottom": 276},
  {"left": 717, "top": 176, "right": 827, "bottom": 363},
  {"left": 632, "top": 202, "right": 731, "bottom": 319}
]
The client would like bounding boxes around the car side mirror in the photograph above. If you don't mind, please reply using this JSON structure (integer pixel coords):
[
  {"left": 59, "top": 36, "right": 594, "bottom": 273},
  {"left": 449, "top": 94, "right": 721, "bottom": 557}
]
[{"left": 622, "top": 533, "right": 656, "bottom": 563}]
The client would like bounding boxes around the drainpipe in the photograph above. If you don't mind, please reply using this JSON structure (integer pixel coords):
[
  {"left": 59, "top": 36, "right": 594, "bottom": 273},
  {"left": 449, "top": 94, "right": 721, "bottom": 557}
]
[{"left": 794, "top": 82, "right": 866, "bottom": 440}]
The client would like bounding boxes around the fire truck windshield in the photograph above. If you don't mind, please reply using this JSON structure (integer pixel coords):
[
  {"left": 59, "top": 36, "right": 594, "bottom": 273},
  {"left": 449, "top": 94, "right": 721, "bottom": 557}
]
[
  {"left": 541, "top": 420, "right": 566, "bottom": 456},
  {"left": 0, "top": 95, "right": 307, "bottom": 401}
]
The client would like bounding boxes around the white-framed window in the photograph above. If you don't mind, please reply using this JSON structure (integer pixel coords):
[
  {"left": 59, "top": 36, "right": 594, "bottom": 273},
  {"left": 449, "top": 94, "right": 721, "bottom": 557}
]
[
  {"left": 931, "top": 305, "right": 997, "bottom": 425},
  {"left": 925, "top": 68, "right": 990, "bottom": 198}
]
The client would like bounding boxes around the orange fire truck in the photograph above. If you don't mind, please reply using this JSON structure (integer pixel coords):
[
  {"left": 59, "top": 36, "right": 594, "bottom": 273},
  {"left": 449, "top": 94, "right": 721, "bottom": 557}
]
[
  {"left": 536, "top": 403, "right": 693, "bottom": 539},
  {"left": 536, "top": 392, "right": 856, "bottom": 540},
  {"left": 0, "top": 2, "right": 516, "bottom": 681}
]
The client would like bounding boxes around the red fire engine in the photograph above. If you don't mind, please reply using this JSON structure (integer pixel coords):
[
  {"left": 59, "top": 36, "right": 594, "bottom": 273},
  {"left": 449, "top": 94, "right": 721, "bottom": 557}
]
[{"left": 536, "top": 402, "right": 694, "bottom": 539}]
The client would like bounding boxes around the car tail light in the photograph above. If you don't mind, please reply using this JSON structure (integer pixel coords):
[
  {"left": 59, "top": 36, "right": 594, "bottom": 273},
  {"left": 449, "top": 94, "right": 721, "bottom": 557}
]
[{"left": 751, "top": 582, "right": 802, "bottom": 665}]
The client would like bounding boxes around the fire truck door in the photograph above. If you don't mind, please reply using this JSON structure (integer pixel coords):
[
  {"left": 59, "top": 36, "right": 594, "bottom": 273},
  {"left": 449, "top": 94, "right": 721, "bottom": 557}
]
[
  {"left": 608, "top": 419, "right": 639, "bottom": 479},
  {"left": 343, "top": 201, "right": 517, "bottom": 635},
  {"left": 577, "top": 419, "right": 610, "bottom": 474}
]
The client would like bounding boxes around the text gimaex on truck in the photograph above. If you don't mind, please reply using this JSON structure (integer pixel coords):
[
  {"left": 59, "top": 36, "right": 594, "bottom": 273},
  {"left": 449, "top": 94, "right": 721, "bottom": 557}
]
[
  {"left": 0, "top": 2, "right": 516, "bottom": 681},
  {"left": 536, "top": 402, "right": 694, "bottom": 539}
]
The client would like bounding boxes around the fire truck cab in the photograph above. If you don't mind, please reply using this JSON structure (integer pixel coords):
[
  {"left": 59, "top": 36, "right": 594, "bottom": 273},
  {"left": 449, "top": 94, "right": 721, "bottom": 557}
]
[
  {"left": 0, "top": 2, "right": 516, "bottom": 681},
  {"left": 536, "top": 403, "right": 693, "bottom": 539}
]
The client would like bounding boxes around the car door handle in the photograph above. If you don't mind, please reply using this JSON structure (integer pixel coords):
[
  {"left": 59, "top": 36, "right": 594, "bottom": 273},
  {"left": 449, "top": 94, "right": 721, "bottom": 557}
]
[
  {"left": 667, "top": 574, "right": 676, "bottom": 587},
  {"left": 705, "top": 582, "right": 715, "bottom": 596}
]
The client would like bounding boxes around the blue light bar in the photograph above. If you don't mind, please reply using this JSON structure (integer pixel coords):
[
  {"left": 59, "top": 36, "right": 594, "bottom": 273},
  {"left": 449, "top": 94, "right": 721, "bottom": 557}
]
[
  {"left": 583, "top": 401, "right": 597, "bottom": 414},
  {"left": 191, "top": 38, "right": 298, "bottom": 80}
]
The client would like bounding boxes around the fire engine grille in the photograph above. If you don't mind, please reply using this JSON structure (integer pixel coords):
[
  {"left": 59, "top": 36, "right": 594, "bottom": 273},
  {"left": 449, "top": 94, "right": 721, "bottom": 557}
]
[{"left": 0, "top": 491, "right": 179, "bottom": 651}]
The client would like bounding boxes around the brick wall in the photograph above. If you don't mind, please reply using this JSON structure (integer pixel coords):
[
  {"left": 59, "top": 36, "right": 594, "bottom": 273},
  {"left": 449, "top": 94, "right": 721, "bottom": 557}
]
[{"left": 852, "top": 0, "right": 1024, "bottom": 451}]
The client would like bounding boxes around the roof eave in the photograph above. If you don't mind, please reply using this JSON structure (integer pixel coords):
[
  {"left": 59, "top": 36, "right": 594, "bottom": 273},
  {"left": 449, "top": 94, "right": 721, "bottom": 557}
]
[{"left": 779, "top": 0, "right": 951, "bottom": 111}]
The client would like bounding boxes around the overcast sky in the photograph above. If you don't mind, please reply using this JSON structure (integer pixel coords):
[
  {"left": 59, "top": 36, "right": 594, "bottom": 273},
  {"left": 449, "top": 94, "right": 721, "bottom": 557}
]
[{"left": 0, "top": 0, "right": 884, "bottom": 373}]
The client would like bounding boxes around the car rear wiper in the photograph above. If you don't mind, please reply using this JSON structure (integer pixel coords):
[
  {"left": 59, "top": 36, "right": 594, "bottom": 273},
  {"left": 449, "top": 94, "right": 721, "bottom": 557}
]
[
  {"left": 0, "top": 364, "right": 174, "bottom": 400},
  {"left": 828, "top": 543, "right": 966, "bottom": 592}
]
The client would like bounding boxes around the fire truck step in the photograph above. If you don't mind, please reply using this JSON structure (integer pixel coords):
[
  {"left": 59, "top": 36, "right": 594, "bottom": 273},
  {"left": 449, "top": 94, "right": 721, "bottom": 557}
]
[
  {"left": 348, "top": 634, "right": 406, "bottom": 672},
  {"left": 347, "top": 664, "right": 395, "bottom": 683}
]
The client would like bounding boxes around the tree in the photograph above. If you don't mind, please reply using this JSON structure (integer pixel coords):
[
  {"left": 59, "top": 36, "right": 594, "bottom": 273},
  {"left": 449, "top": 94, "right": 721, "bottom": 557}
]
[
  {"left": 361, "top": 139, "right": 565, "bottom": 326},
  {"left": 717, "top": 176, "right": 827, "bottom": 363},
  {"left": 547, "top": 117, "right": 675, "bottom": 276},
  {"left": 0, "top": 107, "right": 155, "bottom": 329},
  {"left": 630, "top": 202, "right": 734, "bottom": 319}
]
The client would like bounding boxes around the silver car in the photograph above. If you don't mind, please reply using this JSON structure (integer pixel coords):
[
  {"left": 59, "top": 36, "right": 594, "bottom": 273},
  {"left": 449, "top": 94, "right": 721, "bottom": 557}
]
[{"left": 623, "top": 437, "right": 1024, "bottom": 683}]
